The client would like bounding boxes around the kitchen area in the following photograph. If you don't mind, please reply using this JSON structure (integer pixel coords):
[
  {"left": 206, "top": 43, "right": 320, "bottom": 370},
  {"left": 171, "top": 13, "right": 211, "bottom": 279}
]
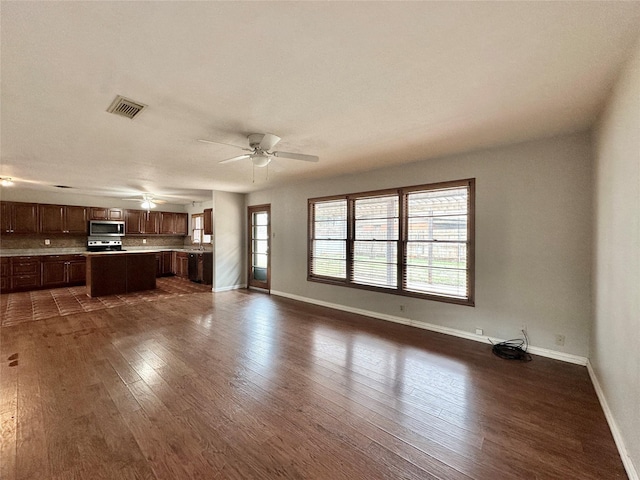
[{"left": 1, "top": 199, "right": 215, "bottom": 297}]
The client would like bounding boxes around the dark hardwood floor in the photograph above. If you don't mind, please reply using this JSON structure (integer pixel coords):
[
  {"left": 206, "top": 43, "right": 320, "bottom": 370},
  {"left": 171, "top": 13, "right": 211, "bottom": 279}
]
[{"left": 0, "top": 287, "right": 626, "bottom": 479}]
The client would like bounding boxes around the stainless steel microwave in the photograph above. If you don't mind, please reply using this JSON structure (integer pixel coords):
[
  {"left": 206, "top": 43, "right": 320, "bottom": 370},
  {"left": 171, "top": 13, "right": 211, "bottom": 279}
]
[{"left": 89, "top": 220, "right": 125, "bottom": 236}]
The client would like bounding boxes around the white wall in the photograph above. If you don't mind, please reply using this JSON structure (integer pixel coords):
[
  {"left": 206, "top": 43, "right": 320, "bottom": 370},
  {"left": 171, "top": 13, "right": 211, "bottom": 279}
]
[
  {"left": 247, "top": 132, "right": 593, "bottom": 356},
  {"left": 212, "top": 191, "right": 245, "bottom": 291},
  {"left": 592, "top": 38, "right": 640, "bottom": 478}
]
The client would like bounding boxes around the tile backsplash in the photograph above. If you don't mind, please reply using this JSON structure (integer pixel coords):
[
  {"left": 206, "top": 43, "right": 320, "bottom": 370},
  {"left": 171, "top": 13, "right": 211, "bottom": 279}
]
[
  {"left": 0, "top": 235, "right": 189, "bottom": 250},
  {"left": 0, "top": 236, "right": 86, "bottom": 249}
]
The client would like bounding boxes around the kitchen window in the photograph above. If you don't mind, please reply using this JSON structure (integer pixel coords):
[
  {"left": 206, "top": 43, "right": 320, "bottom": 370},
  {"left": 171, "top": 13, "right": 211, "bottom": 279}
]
[
  {"left": 308, "top": 178, "right": 475, "bottom": 306},
  {"left": 192, "top": 213, "right": 211, "bottom": 245}
]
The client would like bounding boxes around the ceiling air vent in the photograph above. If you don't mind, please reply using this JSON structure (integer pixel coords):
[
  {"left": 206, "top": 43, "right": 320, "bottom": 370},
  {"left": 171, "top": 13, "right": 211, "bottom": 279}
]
[{"left": 107, "top": 95, "right": 147, "bottom": 119}]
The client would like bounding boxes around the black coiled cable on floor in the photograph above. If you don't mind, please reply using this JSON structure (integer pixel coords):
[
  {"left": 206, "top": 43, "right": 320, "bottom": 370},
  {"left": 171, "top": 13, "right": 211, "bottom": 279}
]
[{"left": 491, "top": 330, "right": 532, "bottom": 362}]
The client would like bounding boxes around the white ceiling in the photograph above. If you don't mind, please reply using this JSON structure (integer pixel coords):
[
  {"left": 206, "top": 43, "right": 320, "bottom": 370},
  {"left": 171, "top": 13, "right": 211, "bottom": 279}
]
[{"left": 2, "top": 2, "right": 640, "bottom": 203}]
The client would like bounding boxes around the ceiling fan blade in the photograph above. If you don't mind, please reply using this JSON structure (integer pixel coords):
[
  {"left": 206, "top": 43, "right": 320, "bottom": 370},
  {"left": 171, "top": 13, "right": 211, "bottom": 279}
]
[
  {"left": 273, "top": 151, "right": 319, "bottom": 162},
  {"left": 198, "top": 139, "right": 251, "bottom": 151},
  {"left": 260, "top": 133, "right": 281, "bottom": 151},
  {"left": 219, "top": 154, "right": 251, "bottom": 164}
]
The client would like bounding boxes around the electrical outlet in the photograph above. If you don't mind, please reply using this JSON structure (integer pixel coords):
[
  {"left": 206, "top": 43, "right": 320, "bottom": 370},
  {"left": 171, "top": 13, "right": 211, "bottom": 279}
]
[
  {"left": 475, "top": 328, "right": 483, "bottom": 335},
  {"left": 555, "top": 334, "right": 565, "bottom": 346},
  {"left": 142, "top": 238, "right": 147, "bottom": 244},
  {"left": 44, "top": 239, "right": 50, "bottom": 245},
  {"left": 399, "top": 305, "right": 405, "bottom": 312}
]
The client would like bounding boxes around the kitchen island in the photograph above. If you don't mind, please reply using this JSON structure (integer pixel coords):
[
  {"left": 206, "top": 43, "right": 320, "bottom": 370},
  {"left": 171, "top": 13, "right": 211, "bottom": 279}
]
[{"left": 85, "top": 251, "right": 156, "bottom": 297}]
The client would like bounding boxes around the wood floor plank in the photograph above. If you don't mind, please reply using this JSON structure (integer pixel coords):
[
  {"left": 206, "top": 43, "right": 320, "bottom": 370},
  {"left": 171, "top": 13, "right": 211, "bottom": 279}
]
[{"left": 0, "top": 283, "right": 629, "bottom": 479}]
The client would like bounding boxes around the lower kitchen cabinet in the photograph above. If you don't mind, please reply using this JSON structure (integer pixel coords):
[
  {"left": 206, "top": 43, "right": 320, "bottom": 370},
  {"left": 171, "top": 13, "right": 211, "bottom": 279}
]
[
  {"left": 1, "top": 257, "right": 10, "bottom": 291},
  {"left": 1, "top": 254, "right": 86, "bottom": 293},
  {"left": 5, "top": 256, "right": 42, "bottom": 292},
  {"left": 41, "top": 255, "right": 86, "bottom": 288},
  {"left": 85, "top": 253, "right": 156, "bottom": 297},
  {"left": 173, "top": 251, "right": 189, "bottom": 278},
  {"left": 155, "top": 251, "right": 173, "bottom": 277}
]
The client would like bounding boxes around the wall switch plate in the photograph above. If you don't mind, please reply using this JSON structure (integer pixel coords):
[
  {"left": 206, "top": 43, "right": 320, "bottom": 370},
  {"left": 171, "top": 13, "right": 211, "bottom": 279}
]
[
  {"left": 44, "top": 239, "right": 50, "bottom": 245},
  {"left": 142, "top": 238, "right": 147, "bottom": 244},
  {"left": 475, "top": 328, "right": 483, "bottom": 335}
]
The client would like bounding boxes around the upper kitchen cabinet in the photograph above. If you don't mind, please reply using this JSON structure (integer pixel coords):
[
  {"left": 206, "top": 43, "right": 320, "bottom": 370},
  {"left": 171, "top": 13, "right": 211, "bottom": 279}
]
[
  {"left": 89, "top": 207, "right": 124, "bottom": 221},
  {"left": 39, "top": 204, "right": 87, "bottom": 235},
  {"left": 125, "top": 209, "right": 144, "bottom": 234},
  {"left": 159, "top": 212, "right": 188, "bottom": 235},
  {"left": 204, "top": 208, "right": 213, "bottom": 235},
  {"left": 1, "top": 201, "right": 39, "bottom": 234},
  {"left": 175, "top": 213, "right": 188, "bottom": 235},
  {"left": 142, "top": 211, "right": 160, "bottom": 234},
  {"left": 125, "top": 209, "right": 160, "bottom": 235}
]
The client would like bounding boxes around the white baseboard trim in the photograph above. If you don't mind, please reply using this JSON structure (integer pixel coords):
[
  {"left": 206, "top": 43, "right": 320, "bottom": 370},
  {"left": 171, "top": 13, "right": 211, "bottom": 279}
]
[
  {"left": 587, "top": 361, "right": 638, "bottom": 480},
  {"left": 213, "top": 283, "right": 246, "bottom": 293},
  {"left": 270, "top": 290, "right": 588, "bottom": 366}
]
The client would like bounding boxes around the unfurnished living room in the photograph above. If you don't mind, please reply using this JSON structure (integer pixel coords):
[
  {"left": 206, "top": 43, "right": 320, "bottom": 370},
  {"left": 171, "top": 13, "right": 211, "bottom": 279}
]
[{"left": 1, "top": 2, "right": 639, "bottom": 479}]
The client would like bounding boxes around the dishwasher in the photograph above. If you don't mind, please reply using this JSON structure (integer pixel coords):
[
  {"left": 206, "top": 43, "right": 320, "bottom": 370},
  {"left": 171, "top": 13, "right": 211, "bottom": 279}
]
[{"left": 188, "top": 253, "right": 199, "bottom": 282}]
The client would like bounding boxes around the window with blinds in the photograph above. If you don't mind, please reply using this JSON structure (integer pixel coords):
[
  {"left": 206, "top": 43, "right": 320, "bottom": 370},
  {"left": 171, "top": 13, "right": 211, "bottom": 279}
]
[
  {"left": 404, "top": 186, "right": 469, "bottom": 299},
  {"left": 309, "top": 199, "right": 347, "bottom": 279},
  {"left": 353, "top": 194, "right": 398, "bottom": 288},
  {"left": 308, "top": 179, "right": 474, "bottom": 306}
]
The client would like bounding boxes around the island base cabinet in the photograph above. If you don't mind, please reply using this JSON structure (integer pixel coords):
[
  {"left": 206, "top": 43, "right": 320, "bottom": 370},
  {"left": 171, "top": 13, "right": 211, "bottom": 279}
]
[
  {"left": 127, "top": 254, "right": 157, "bottom": 293},
  {"left": 86, "top": 256, "right": 127, "bottom": 297},
  {"left": 86, "top": 253, "right": 156, "bottom": 297}
]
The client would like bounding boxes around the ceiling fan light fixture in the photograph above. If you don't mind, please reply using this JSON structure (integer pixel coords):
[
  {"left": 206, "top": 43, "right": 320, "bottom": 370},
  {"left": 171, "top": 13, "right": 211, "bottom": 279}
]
[
  {"left": 140, "top": 200, "right": 156, "bottom": 209},
  {"left": 0, "top": 177, "right": 14, "bottom": 187},
  {"left": 251, "top": 153, "right": 271, "bottom": 167}
]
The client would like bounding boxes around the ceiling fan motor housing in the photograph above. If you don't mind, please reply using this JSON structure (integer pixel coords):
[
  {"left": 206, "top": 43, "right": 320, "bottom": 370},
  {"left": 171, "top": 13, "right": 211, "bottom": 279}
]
[{"left": 248, "top": 133, "right": 265, "bottom": 149}]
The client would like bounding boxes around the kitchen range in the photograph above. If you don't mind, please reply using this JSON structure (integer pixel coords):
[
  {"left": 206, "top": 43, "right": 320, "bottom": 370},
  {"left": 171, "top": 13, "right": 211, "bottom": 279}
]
[{"left": 86, "top": 220, "right": 125, "bottom": 252}]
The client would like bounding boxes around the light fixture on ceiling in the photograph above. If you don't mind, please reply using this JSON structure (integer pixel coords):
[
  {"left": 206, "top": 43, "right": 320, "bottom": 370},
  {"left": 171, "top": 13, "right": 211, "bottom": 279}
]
[
  {"left": 140, "top": 200, "right": 156, "bottom": 209},
  {"left": 1, "top": 177, "right": 14, "bottom": 187},
  {"left": 251, "top": 152, "right": 271, "bottom": 167}
]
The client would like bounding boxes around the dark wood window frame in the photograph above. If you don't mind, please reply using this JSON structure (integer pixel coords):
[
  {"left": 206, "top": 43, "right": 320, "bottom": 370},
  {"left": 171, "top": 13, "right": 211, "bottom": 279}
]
[{"left": 308, "top": 178, "right": 475, "bottom": 306}]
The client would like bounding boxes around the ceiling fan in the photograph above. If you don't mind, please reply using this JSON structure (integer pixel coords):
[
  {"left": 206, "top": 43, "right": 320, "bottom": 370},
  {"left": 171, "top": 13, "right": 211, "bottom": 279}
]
[
  {"left": 121, "top": 193, "right": 167, "bottom": 209},
  {"left": 199, "top": 133, "right": 319, "bottom": 167}
]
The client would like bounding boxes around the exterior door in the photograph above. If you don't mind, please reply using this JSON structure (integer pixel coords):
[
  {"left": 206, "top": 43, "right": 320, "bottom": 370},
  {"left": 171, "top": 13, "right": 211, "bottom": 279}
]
[{"left": 248, "top": 205, "right": 270, "bottom": 291}]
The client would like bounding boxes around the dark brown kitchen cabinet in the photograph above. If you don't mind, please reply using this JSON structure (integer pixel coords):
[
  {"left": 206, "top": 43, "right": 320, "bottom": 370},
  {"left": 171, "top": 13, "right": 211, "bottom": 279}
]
[
  {"left": 39, "top": 204, "right": 87, "bottom": 234},
  {"left": 89, "top": 207, "right": 124, "bottom": 221},
  {"left": 159, "top": 212, "right": 175, "bottom": 234},
  {"left": 204, "top": 208, "right": 213, "bottom": 235},
  {"left": 125, "top": 209, "right": 144, "bottom": 234},
  {"left": 159, "top": 212, "right": 188, "bottom": 235},
  {"left": 173, "top": 251, "right": 189, "bottom": 278},
  {"left": 41, "top": 255, "right": 86, "bottom": 288},
  {"left": 155, "top": 251, "right": 173, "bottom": 277},
  {"left": 8, "top": 256, "right": 41, "bottom": 291},
  {"left": 126, "top": 209, "right": 160, "bottom": 234},
  {"left": 0, "top": 257, "right": 9, "bottom": 292},
  {"left": 85, "top": 253, "right": 155, "bottom": 297},
  {"left": 142, "top": 211, "right": 159, "bottom": 234},
  {"left": 175, "top": 213, "right": 188, "bottom": 235},
  {"left": 1, "top": 201, "right": 39, "bottom": 234}
]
